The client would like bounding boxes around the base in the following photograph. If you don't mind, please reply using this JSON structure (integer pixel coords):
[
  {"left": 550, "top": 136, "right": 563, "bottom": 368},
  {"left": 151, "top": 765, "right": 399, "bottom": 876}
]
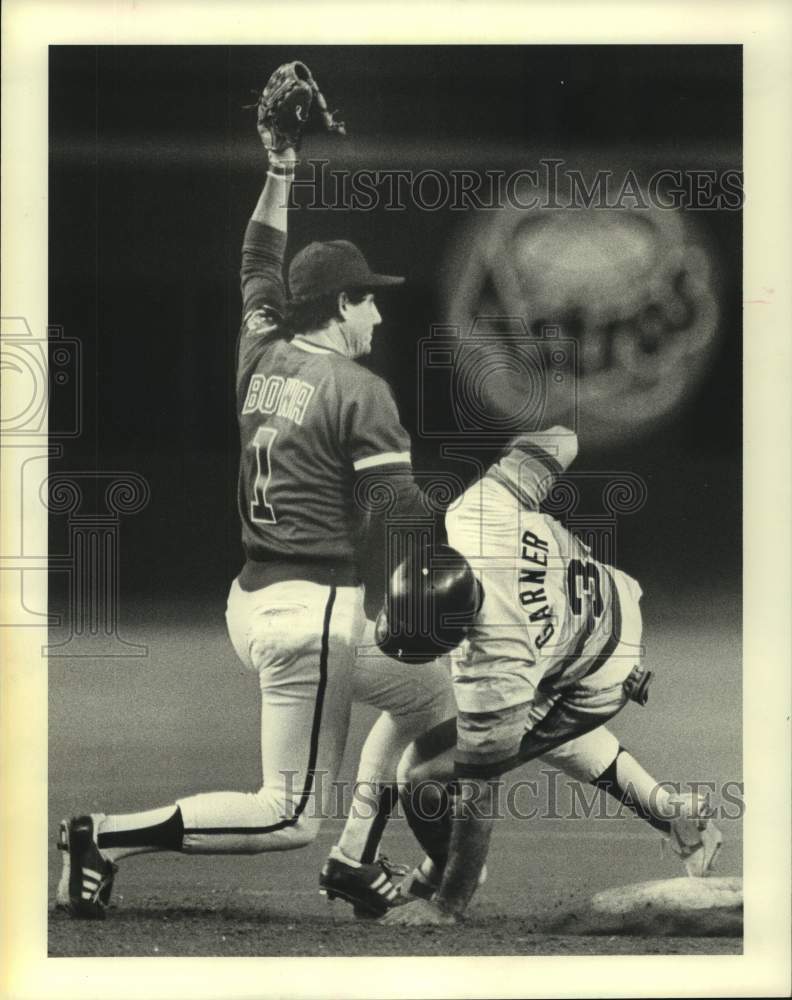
[{"left": 550, "top": 876, "right": 743, "bottom": 937}]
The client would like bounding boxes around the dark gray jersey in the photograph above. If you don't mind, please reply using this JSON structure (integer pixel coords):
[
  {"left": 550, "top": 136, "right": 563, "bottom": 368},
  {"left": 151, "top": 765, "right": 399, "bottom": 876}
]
[{"left": 236, "top": 221, "right": 413, "bottom": 568}]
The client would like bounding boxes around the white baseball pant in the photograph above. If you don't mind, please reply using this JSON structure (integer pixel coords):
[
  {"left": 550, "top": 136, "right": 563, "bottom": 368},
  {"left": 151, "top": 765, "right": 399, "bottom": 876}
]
[{"left": 177, "top": 578, "right": 453, "bottom": 854}]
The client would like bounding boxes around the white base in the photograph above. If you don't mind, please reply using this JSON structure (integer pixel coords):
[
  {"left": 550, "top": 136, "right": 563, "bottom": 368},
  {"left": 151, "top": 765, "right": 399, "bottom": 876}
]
[{"left": 552, "top": 876, "right": 743, "bottom": 937}]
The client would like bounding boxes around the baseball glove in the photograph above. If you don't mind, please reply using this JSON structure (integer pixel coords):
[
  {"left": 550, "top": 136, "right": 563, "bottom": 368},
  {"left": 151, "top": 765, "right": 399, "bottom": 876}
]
[{"left": 251, "top": 61, "right": 345, "bottom": 153}]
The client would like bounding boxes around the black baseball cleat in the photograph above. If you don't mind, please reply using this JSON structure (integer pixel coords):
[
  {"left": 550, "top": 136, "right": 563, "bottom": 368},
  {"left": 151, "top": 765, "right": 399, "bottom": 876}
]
[
  {"left": 55, "top": 815, "right": 118, "bottom": 920},
  {"left": 319, "top": 852, "right": 408, "bottom": 919}
]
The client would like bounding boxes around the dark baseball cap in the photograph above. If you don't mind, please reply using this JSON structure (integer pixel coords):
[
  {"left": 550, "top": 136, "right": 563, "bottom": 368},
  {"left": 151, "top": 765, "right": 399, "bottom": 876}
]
[{"left": 288, "top": 240, "right": 405, "bottom": 303}]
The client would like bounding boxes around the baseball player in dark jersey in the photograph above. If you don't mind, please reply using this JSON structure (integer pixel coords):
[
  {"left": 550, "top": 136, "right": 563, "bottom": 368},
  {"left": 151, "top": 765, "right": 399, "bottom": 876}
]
[{"left": 55, "top": 71, "right": 453, "bottom": 920}]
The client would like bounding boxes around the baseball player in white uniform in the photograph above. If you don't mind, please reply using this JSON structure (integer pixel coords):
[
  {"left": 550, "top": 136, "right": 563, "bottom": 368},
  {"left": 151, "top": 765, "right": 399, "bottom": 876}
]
[
  {"left": 56, "top": 63, "right": 453, "bottom": 921},
  {"left": 382, "top": 428, "right": 723, "bottom": 925}
]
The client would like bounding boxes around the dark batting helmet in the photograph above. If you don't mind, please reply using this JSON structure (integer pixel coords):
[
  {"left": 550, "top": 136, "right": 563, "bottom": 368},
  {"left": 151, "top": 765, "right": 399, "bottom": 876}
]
[{"left": 374, "top": 544, "right": 483, "bottom": 664}]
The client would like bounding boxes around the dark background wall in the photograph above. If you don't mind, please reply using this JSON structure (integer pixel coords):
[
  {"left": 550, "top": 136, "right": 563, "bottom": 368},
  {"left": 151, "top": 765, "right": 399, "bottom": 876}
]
[{"left": 48, "top": 45, "right": 741, "bottom": 612}]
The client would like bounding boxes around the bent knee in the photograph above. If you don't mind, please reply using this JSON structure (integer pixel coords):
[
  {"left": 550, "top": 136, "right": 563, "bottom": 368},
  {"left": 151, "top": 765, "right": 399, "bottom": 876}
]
[
  {"left": 286, "top": 814, "right": 322, "bottom": 847},
  {"left": 398, "top": 667, "right": 456, "bottom": 725},
  {"left": 397, "top": 717, "right": 457, "bottom": 787},
  {"left": 541, "top": 726, "right": 620, "bottom": 783},
  {"left": 397, "top": 742, "right": 421, "bottom": 786},
  {"left": 251, "top": 788, "right": 322, "bottom": 847}
]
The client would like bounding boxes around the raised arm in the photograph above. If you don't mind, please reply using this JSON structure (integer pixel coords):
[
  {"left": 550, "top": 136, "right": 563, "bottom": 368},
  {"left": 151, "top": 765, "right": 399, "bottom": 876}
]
[
  {"left": 239, "top": 148, "right": 296, "bottom": 328},
  {"left": 485, "top": 426, "right": 579, "bottom": 510},
  {"left": 240, "top": 60, "right": 344, "bottom": 327}
]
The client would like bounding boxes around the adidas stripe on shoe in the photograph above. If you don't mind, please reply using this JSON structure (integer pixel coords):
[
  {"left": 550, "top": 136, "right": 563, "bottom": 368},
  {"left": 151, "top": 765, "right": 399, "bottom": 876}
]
[
  {"left": 56, "top": 815, "right": 118, "bottom": 920},
  {"left": 319, "top": 851, "right": 407, "bottom": 918}
]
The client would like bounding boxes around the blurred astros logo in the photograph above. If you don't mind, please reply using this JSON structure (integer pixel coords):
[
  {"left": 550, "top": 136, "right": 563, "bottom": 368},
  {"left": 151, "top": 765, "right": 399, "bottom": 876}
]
[{"left": 441, "top": 187, "right": 721, "bottom": 446}]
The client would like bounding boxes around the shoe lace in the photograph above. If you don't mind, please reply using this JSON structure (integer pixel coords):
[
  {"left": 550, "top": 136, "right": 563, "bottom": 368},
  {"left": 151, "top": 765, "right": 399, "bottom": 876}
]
[
  {"left": 86, "top": 870, "right": 114, "bottom": 905},
  {"left": 376, "top": 854, "right": 410, "bottom": 880}
]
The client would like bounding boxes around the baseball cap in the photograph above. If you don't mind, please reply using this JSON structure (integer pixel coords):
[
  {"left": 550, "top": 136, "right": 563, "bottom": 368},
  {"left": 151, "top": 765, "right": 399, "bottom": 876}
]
[{"left": 288, "top": 240, "right": 405, "bottom": 303}]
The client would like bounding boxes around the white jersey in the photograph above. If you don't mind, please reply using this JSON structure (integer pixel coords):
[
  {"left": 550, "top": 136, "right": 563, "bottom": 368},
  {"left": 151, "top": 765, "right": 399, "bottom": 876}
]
[{"left": 445, "top": 428, "right": 643, "bottom": 714}]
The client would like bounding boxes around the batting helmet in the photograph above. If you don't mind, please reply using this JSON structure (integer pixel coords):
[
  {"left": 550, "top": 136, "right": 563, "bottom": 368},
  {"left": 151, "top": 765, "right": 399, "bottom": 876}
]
[{"left": 374, "top": 544, "right": 483, "bottom": 664}]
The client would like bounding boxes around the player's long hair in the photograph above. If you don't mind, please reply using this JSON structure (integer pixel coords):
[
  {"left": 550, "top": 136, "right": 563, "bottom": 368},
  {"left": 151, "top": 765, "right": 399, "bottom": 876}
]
[{"left": 283, "top": 288, "right": 369, "bottom": 337}]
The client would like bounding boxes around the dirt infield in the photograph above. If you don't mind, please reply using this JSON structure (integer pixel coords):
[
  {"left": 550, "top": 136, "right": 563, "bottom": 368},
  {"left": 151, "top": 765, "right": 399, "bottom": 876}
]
[
  {"left": 48, "top": 607, "right": 742, "bottom": 957},
  {"left": 48, "top": 823, "right": 741, "bottom": 957},
  {"left": 49, "top": 917, "right": 740, "bottom": 958}
]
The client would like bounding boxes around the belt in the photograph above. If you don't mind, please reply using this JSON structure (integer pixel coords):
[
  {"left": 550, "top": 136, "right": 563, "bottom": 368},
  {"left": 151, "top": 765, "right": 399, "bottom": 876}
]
[{"left": 238, "top": 558, "right": 360, "bottom": 592}]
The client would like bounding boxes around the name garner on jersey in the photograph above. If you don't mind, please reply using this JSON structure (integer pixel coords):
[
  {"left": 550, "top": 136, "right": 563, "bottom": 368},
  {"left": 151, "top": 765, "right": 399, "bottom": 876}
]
[{"left": 520, "top": 528, "right": 555, "bottom": 650}]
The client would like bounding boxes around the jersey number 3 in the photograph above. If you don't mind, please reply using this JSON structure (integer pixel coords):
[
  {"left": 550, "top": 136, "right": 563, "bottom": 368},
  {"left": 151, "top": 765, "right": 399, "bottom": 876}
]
[
  {"left": 250, "top": 426, "right": 278, "bottom": 524},
  {"left": 567, "top": 558, "right": 604, "bottom": 633}
]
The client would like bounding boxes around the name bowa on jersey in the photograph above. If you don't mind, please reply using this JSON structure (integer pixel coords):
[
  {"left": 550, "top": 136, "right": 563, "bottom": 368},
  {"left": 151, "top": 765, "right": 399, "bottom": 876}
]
[{"left": 242, "top": 373, "right": 316, "bottom": 426}]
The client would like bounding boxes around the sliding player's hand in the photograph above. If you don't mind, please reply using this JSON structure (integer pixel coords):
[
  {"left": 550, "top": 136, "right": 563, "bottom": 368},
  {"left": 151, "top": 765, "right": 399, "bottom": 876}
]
[{"left": 380, "top": 898, "right": 458, "bottom": 926}]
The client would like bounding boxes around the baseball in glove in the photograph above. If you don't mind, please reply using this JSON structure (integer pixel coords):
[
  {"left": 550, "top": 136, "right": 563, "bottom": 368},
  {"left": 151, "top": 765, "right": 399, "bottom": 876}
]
[{"left": 250, "top": 61, "right": 346, "bottom": 153}]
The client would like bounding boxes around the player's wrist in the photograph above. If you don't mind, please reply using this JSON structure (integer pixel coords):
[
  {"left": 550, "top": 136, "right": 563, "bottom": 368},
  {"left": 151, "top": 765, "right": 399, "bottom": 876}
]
[
  {"left": 266, "top": 151, "right": 298, "bottom": 185},
  {"left": 268, "top": 147, "right": 298, "bottom": 169}
]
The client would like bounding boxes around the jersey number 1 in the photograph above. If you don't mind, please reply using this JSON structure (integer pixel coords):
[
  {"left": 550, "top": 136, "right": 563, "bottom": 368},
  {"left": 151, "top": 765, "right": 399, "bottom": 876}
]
[{"left": 251, "top": 426, "right": 278, "bottom": 524}]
